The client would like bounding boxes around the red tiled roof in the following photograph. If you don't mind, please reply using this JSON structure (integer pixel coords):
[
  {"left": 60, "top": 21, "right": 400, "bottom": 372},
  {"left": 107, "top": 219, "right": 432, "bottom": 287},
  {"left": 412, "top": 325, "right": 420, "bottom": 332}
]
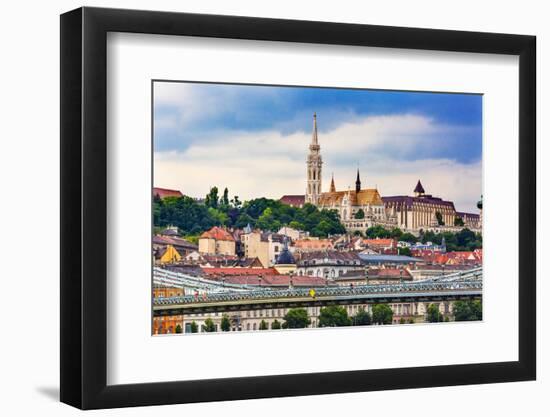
[
  {"left": 294, "top": 239, "right": 334, "bottom": 250},
  {"left": 413, "top": 250, "right": 482, "bottom": 265},
  {"left": 153, "top": 187, "right": 183, "bottom": 199},
  {"left": 211, "top": 274, "right": 329, "bottom": 287},
  {"left": 280, "top": 195, "right": 305, "bottom": 207},
  {"left": 363, "top": 238, "right": 396, "bottom": 247},
  {"left": 201, "top": 267, "right": 280, "bottom": 276},
  {"left": 200, "top": 226, "right": 235, "bottom": 241}
]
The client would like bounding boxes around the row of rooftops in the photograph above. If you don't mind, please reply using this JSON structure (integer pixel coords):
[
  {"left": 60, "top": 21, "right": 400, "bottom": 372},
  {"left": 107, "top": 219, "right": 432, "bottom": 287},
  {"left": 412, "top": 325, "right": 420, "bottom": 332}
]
[
  {"left": 280, "top": 179, "right": 480, "bottom": 213},
  {"left": 155, "top": 181, "right": 479, "bottom": 219}
]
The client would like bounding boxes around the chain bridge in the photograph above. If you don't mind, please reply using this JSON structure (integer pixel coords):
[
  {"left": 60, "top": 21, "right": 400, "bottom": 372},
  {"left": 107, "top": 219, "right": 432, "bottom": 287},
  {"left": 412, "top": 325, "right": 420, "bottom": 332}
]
[{"left": 153, "top": 267, "right": 482, "bottom": 316}]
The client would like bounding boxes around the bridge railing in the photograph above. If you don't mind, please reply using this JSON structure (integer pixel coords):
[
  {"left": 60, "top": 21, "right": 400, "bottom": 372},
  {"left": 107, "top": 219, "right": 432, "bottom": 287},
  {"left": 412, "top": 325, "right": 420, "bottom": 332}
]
[
  {"left": 153, "top": 267, "right": 253, "bottom": 293},
  {"left": 154, "top": 279, "right": 482, "bottom": 306}
]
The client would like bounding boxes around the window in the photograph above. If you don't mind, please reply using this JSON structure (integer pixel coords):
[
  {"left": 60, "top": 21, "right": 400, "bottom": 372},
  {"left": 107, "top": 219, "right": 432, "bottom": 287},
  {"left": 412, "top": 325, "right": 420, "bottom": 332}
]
[{"left": 253, "top": 323, "right": 257, "bottom": 330}]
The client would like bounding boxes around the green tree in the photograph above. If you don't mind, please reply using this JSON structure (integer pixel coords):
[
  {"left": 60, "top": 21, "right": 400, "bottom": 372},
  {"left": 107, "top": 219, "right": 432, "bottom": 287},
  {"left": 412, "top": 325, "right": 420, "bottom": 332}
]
[
  {"left": 175, "top": 324, "right": 183, "bottom": 334},
  {"left": 400, "top": 232, "right": 418, "bottom": 244},
  {"left": 399, "top": 247, "right": 412, "bottom": 257},
  {"left": 435, "top": 211, "right": 444, "bottom": 226},
  {"left": 427, "top": 304, "right": 444, "bottom": 323},
  {"left": 288, "top": 220, "right": 304, "bottom": 231},
  {"left": 184, "top": 234, "right": 200, "bottom": 245},
  {"left": 271, "top": 319, "right": 282, "bottom": 330},
  {"left": 230, "top": 195, "right": 242, "bottom": 208},
  {"left": 205, "top": 186, "right": 219, "bottom": 208},
  {"left": 352, "top": 307, "right": 371, "bottom": 326},
  {"left": 282, "top": 308, "right": 311, "bottom": 329},
  {"left": 222, "top": 187, "right": 230, "bottom": 207},
  {"left": 389, "top": 228, "right": 404, "bottom": 239},
  {"left": 366, "top": 225, "right": 392, "bottom": 238},
  {"left": 202, "top": 318, "right": 216, "bottom": 332},
  {"left": 354, "top": 209, "right": 365, "bottom": 219},
  {"left": 372, "top": 304, "right": 393, "bottom": 325},
  {"left": 235, "top": 213, "right": 254, "bottom": 229},
  {"left": 453, "top": 300, "right": 482, "bottom": 321},
  {"left": 259, "top": 320, "right": 269, "bottom": 330},
  {"left": 318, "top": 305, "right": 352, "bottom": 327},
  {"left": 221, "top": 315, "right": 231, "bottom": 332},
  {"left": 208, "top": 207, "right": 229, "bottom": 225},
  {"left": 190, "top": 321, "right": 198, "bottom": 333},
  {"left": 154, "top": 195, "right": 217, "bottom": 235},
  {"left": 454, "top": 216, "right": 465, "bottom": 226}
]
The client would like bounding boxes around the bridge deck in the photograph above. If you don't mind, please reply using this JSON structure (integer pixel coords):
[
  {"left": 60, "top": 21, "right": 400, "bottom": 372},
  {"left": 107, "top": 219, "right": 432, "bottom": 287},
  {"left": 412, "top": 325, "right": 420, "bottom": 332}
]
[{"left": 153, "top": 284, "right": 482, "bottom": 315}]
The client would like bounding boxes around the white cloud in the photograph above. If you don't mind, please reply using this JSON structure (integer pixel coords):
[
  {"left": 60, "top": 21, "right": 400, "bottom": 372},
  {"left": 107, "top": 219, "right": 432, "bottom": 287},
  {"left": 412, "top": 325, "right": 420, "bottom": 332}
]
[{"left": 154, "top": 114, "right": 481, "bottom": 213}]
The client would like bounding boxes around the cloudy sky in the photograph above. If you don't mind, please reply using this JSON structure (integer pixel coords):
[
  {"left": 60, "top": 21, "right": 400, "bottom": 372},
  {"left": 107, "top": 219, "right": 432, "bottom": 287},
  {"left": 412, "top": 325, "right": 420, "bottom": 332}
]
[{"left": 153, "top": 82, "right": 482, "bottom": 212}]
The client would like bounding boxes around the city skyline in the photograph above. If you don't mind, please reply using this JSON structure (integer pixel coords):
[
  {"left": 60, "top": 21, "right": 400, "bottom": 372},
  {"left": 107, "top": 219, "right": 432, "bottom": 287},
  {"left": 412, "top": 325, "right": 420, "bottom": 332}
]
[{"left": 154, "top": 82, "right": 482, "bottom": 212}]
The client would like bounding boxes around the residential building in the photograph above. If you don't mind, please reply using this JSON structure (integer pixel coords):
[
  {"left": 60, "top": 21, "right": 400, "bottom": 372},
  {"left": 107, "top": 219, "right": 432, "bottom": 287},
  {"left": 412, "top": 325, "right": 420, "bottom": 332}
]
[
  {"left": 296, "top": 250, "right": 363, "bottom": 278},
  {"left": 198, "top": 226, "right": 236, "bottom": 255},
  {"left": 277, "top": 226, "right": 308, "bottom": 241}
]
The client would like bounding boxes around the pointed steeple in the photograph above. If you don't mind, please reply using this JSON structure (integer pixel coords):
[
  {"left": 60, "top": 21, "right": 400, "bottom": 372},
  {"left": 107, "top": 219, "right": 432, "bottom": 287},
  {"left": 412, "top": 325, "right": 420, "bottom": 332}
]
[
  {"left": 305, "top": 113, "right": 322, "bottom": 205},
  {"left": 329, "top": 173, "right": 336, "bottom": 192},
  {"left": 311, "top": 112, "right": 319, "bottom": 147},
  {"left": 355, "top": 169, "right": 361, "bottom": 193},
  {"left": 414, "top": 180, "right": 425, "bottom": 197}
]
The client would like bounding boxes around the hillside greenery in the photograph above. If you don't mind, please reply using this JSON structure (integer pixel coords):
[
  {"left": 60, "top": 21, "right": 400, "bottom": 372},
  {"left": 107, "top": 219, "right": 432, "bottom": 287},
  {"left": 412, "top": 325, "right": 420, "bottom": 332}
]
[{"left": 153, "top": 186, "right": 482, "bottom": 251}]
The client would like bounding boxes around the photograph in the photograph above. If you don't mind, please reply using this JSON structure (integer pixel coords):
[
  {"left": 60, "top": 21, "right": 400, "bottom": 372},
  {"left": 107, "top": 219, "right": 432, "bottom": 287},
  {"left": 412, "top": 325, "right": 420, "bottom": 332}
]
[{"left": 151, "top": 81, "right": 483, "bottom": 335}]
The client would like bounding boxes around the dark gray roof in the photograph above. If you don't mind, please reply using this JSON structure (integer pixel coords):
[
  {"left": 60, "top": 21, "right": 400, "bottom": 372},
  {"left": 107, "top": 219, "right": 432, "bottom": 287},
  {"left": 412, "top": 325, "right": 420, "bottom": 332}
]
[
  {"left": 382, "top": 195, "right": 455, "bottom": 209},
  {"left": 276, "top": 248, "right": 295, "bottom": 265},
  {"left": 414, "top": 180, "right": 425, "bottom": 194}
]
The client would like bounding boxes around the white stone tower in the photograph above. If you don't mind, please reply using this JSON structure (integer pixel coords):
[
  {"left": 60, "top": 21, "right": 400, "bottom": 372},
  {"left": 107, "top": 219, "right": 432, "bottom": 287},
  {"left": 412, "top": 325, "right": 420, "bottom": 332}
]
[{"left": 305, "top": 113, "right": 323, "bottom": 205}]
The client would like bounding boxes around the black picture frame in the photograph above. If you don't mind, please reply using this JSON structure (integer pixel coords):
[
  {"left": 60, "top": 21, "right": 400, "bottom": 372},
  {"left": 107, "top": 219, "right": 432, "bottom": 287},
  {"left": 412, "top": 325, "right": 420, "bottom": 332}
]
[{"left": 60, "top": 6, "right": 536, "bottom": 410}]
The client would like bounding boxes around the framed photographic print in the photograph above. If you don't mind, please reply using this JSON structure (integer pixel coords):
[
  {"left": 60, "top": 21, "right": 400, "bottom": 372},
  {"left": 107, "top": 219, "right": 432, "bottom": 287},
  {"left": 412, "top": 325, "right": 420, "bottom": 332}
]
[{"left": 60, "top": 6, "right": 536, "bottom": 410}]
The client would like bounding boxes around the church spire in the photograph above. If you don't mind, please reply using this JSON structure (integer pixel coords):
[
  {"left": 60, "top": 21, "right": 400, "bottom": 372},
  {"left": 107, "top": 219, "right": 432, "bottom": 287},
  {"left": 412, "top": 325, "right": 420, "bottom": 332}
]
[
  {"left": 355, "top": 169, "right": 361, "bottom": 193},
  {"left": 330, "top": 173, "right": 336, "bottom": 192},
  {"left": 414, "top": 179, "right": 425, "bottom": 197},
  {"left": 305, "top": 113, "right": 322, "bottom": 205},
  {"left": 310, "top": 112, "right": 319, "bottom": 149}
]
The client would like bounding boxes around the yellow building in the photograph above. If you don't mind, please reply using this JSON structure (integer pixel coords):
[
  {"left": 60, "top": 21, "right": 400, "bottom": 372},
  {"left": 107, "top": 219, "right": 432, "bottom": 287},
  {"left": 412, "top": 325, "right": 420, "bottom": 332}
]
[
  {"left": 198, "top": 226, "right": 236, "bottom": 255},
  {"left": 242, "top": 230, "right": 270, "bottom": 267},
  {"left": 154, "top": 244, "right": 181, "bottom": 264}
]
